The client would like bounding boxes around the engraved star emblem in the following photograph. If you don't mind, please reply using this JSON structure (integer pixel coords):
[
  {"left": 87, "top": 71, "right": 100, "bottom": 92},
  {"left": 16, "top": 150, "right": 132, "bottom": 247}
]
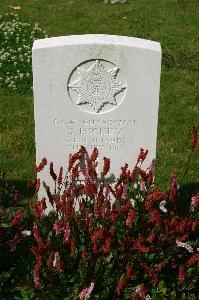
[{"left": 68, "top": 60, "right": 126, "bottom": 113}]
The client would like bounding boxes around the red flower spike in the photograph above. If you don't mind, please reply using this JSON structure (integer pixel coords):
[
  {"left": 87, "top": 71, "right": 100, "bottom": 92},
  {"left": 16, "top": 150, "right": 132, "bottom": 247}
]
[
  {"left": 108, "top": 185, "right": 116, "bottom": 199},
  {"left": 9, "top": 233, "right": 21, "bottom": 251},
  {"left": 147, "top": 159, "right": 155, "bottom": 185},
  {"left": 110, "top": 211, "right": 118, "bottom": 222},
  {"left": 62, "top": 184, "right": 72, "bottom": 199},
  {"left": 70, "top": 238, "right": 76, "bottom": 253},
  {"left": 119, "top": 163, "right": 129, "bottom": 184},
  {"left": 133, "top": 236, "right": 150, "bottom": 253},
  {"left": 190, "top": 191, "right": 199, "bottom": 212},
  {"left": 84, "top": 182, "right": 97, "bottom": 199},
  {"left": 45, "top": 185, "right": 54, "bottom": 206},
  {"left": 187, "top": 254, "right": 199, "bottom": 266},
  {"left": 10, "top": 209, "right": 24, "bottom": 227},
  {"left": 82, "top": 250, "right": 89, "bottom": 261},
  {"left": 47, "top": 251, "right": 55, "bottom": 269},
  {"left": 91, "top": 147, "right": 99, "bottom": 161},
  {"left": 30, "top": 179, "right": 41, "bottom": 194},
  {"left": 33, "top": 256, "right": 43, "bottom": 289},
  {"left": 116, "top": 277, "right": 126, "bottom": 296},
  {"left": 146, "top": 232, "right": 156, "bottom": 243},
  {"left": 126, "top": 209, "right": 136, "bottom": 228},
  {"left": 145, "top": 189, "right": 166, "bottom": 211},
  {"left": 114, "top": 184, "right": 124, "bottom": 199},
  {"left": 137, "top": 167, "right": 147, "bottom": 180},
  {"left": 178, "top": 265, "right": 186, "bottom": 282},
  {"left": 33, "top": 223, "right": 43, "bottom": 246},
  {"left": 85, "top": 209, "right": 90, "bottom": 226},
  {"left": 63, "top": 222, "right": 71, "bottom": 243},
  {"left": 109, "top": 227, "right": 116, "bottom": 236},
  {"left": 32, "top": 227, "right": 49, "bottom": 260},
  {"left": 102, "top": 157, "right": 110, "bottom": 176},
  {"left": 75, "top": 185, "right": 85, "bottom": 197},
  {"left": 137, "top": 148, "right": 148, "bottom": 164},
  {"left": 130, "top": 166, "right": 137, "bottom": 184},
  {"left": 121, "top": 203, "right": 132, "bottom": 213},
  {"left": 121, "top": 184, "right": 127, "bottom": 199},
  {"left": 102, "top": 238, "right": 112, "bottom": 253},
  {"left": 62, "top": 196, "right": 75, "bottom": 218},
  {"left": 126, "top": 263, "right": 136, "bottom": 280},
  {"left": 32, "top": 224, "right": 49, "bottom": 289},
  {"left": 55, "top": 194, "right": 61, "bottom": 211},
  {"left": 132, "top": 283, "right": 148, "bottom": 299},
  {"left": 156, "top": 259, "right": 167, "bottom": 272},
  {"left": 68, "top": 146, "right": 85, "bottom": 171},
  {"left": 35, "top": 158, "right": 47, "bottom": 173},
  {"left": 56, "top": 260, "right": 64, "bottom": 272},
  {"left": 35, "top": 179, "right": 40, "bottom": 193},
  {"left": 33, "top": 200, "right": 45, "bottom": 219},
  {"left": 71, "top": 163, "right": 80, "bottom": 181},
  {"left": 94, "top": 201, "right": 99, "bottom": 219},
  {"left": 50, "top": 162, "right": 57, "bottom": 181},
  {"left": 57, "top": 166, "right": 63, "bottom": 185}
]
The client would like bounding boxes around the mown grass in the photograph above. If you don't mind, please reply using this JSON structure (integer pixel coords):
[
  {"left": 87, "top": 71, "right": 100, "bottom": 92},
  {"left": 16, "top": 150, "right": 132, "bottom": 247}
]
[{"left": 0, "top": 0, "right": 198, "bottom": 193}]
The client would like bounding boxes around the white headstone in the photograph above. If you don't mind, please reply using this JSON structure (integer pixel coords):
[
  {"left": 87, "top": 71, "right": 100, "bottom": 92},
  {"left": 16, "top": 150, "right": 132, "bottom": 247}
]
[{"left": 32, "top": 34, "right": 161, "bottom": 197}]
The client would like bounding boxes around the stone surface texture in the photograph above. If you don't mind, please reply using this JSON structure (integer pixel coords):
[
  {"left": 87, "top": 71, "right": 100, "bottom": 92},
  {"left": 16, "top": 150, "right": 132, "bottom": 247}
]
[{"left": 32, "top": 34, "right": 161, "bottom": 198}]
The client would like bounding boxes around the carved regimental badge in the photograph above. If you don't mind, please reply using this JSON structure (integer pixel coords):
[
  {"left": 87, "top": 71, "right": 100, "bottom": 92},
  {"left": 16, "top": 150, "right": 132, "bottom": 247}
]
[{"left": 68, "top": 59, "right": 126, "bottom": 114}]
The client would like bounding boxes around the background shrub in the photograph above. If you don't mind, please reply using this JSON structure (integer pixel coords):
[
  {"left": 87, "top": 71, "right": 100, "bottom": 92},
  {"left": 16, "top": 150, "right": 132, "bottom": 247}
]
[{"left": 0, "top": 13, "right": 47, "bottom": 91}]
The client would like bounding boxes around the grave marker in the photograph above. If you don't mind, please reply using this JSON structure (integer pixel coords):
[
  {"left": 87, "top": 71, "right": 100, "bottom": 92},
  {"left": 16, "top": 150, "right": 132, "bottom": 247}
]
[{"left": 32, "top": 34, "right": 161, "bottom": 197}]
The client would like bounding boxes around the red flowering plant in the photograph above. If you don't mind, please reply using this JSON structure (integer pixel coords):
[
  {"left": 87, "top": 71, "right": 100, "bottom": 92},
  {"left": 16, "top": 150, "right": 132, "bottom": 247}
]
[{"left": 4, "top": 127, "right": 199, "bottom": 299}]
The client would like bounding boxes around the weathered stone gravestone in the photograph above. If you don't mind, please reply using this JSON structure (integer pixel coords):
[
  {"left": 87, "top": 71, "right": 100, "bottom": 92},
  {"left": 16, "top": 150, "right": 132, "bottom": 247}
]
[{"left": 32, "top": 34, "right": 161, "bottom": 197}]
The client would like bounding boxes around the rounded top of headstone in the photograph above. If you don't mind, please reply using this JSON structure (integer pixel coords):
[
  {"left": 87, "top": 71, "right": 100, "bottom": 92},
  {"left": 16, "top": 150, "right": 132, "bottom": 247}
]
[{"left": 33, "top": 34, "right": 161, "bottom": 53}]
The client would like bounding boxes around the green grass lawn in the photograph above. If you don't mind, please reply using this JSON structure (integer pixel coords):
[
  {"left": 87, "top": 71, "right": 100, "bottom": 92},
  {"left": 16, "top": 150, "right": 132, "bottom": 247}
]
[{"left": 0, "top": 0, "right": 198, "bottom": 194}]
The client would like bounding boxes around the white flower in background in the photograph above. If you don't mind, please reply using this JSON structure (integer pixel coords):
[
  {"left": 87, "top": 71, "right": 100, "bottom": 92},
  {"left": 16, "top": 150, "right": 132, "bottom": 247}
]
[
  {"left": 0, "top": 13, "right": 47, "bottom": 90},
  {"left": 106, "top": 254, "right": 113, "bottom": 262},
  {"left": 21, "top": 230, "right": 31, "bottom": 237},
  {"left": 104, "top": 0, "right": 127, "bottom": 3},
  {"left": 159, "top": 200, "right": 167, "bottom": 213},
  {"left": 135, "top": 287, "right": 142, "bottom": 296}
]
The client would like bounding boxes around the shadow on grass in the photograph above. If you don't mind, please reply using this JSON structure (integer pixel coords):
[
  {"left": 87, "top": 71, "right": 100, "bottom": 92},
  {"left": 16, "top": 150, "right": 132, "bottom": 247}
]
[
  {"left": 1, "top": 178, "right": 198, "bottom": 213},
  {"left": 0, "top": 178, "right": 36, "bottom": 209},
  {"left": 8, "top": 179, "right": 34, "bottom": 201}
]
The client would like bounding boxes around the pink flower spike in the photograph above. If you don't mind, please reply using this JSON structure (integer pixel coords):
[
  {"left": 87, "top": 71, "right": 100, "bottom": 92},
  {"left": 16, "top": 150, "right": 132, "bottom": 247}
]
[
  {"left": 121, "top": 184, "right": 127, "bottom": 199},
  {"left": 53, "top": 252, "right": 60, "bottom": 267},
  {"left": 176, "top": 240, "right": 193, "bottom": 253},
  {"left": 190, "top": 194, "right": 199, "bottom": 212},
  {"left": 64, "top": 222, "right": 70, "bottom": 242},
  {"left": 79, "top": 282, "right": 94, "bottom": 300},
  {"left": 140, "top": 180, "right": 146, "bottom": 192}
]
